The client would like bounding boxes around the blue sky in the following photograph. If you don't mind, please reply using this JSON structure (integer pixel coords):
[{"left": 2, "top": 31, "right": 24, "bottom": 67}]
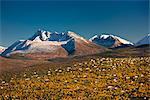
[{"left": 0, "top": 0, "right": 149, "bottom": 46}]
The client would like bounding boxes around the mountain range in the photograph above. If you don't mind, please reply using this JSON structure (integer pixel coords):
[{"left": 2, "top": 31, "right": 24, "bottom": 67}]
[
  {"left": 1, "top": 30, "right": 105, "bottom": 59},
  {"left": 1, "top": 30, "right": 149, "bottom": 59}
]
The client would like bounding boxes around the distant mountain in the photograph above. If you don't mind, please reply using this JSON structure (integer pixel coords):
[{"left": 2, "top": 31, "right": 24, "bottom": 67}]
[
  {"left": 0, "top": 46, "right": 6, "bottom": 54},
  {"left": 2, "top": 30, "right": 106, "bottom": 59},
  {"left": 136, "top": 34, "right": 150, "bottom": 46},
  {"left": 89, "top": 34, "right": 134, "bottom": 48}
]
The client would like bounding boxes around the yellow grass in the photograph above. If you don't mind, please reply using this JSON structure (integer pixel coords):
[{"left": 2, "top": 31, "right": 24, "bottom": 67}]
[{"left": 0, "top": 57, "right": 149, "bottom": 99}]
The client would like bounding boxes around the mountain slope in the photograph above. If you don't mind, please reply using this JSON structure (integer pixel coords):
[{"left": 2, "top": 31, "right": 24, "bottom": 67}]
[
  {"left": 89, "top": 34, "right": 133, "bottom": 48},
  {"left": 2, "top": 30, "right": 106, "bottom": 59},
  {"left": 136, "top": 34, "right": 150, "bottom": 46},
  {"left": 67, "top": 31, "right": 106, "bottom": 56},
  {"left": 1, "top": 30, "right": 74, "bottom": 59}
]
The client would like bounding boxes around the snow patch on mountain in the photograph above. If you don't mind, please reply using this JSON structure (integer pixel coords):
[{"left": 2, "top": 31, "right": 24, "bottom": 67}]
[
  {"left": 67, "top": 31, "right": 89, "bottom": 43},
  {"left": 89, "top": 34, "right": 133, "bottom": 48},
  {"left": 29, "top": 29, "right": 51, "bottom": 41},
  {"left": 2, "top": 30, "right": 76, "bottom": 57}
]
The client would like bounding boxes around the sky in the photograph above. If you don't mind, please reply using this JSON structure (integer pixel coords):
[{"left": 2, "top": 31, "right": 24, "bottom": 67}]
[{"left": 0, "top": 0, "right": 149, "bottom": 46}]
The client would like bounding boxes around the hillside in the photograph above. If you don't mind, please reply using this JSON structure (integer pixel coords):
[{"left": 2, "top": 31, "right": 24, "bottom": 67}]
[
  {"left": 98, "top": 45, "right": 150, "bottom": 57},
  {"left": 0, "top": 42, "right": 149, "bottom": 99},
  {"left": 0, "top": 57, "right": 149, "bottom": 99},
  {"left": 0, "top": 45, "right": 149, "bottom": 75}
]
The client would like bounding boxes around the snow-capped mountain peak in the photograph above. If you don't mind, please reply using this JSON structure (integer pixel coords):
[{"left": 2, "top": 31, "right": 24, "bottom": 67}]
[
  {"left": 100, "top": 34, "right": 115, "bottom": 39},
  {"left": 89, "top": 35, "right": 98, "bottom": 41},
  {"left": 89, "top": 34, "right": 133, "bottom": 48},
  {"left": 112, "top": 35, "right": 133, "bottom": 45},
  {"left": 29, "top": 29, "right": 51, "bottom": 41},
  {"left": 67, "top": 31, "right": 89, "bottom": 43},
  {"left": 2, "top": 29, "right": 106, "bottom": 59},
  {"left": 67, "top": 31, "right": 81, "bottom": 38}
]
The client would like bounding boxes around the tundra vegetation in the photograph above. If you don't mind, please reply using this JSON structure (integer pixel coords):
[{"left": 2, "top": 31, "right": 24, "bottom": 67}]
[{"left": 0, "top": 57, "right": 149, "bottom": 99}]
